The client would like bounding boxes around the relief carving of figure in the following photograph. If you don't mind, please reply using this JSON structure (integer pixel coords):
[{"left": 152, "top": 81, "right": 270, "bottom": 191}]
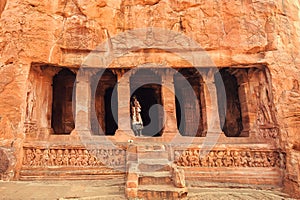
[
  {"left": 131, "top": 96, "right": 143, "bottom": 136},
  {"left": 49, "top": 149, "right": 56, "bottom": 166},
  {"left": 200, "top": 155, "right": 208, "bottom": 167},
  {"left": 240, "top": 151, "right": 248, "bottom": 167},
  {"left": 267, "top": 152, "right": 276, "bottom": 167},
  {"left": 24, "top": 149, "right": 34, "bottom": 166},
  {"left": 63, "top": 149, "right": 69, "bottom": 166},
  {"left": 41, "top": 150, "right": 50, "bottom": 166},
  {"left": 261, "top": 152, "right": 270, "bottom": 167},
  {"left": 82, "top": 150, "right": 90, "bottom": 166},
  {"left": 253, "top": 152, "right": 263, "bottom": 167},
  {"left": 246, "top": 151, "right": 252, "bottom": 167},
  {"left": 26, "top": 82, "right": 36, "bottom": 122},
  {"left": 215, "top": 151, "right": 224, "bottom": 167},
  {"left": 77, "top": 149, "right": 84, "bottom": 166},
  {"left": 232, "top": 151, "right": 241, "bottom": 167},
  {"left": 181, "top": 151, "right": 190, "bottom": 166},
  {"left": 56, "top": 149, "right": 63, "bottom": 166},
  {"left": 69, "top": 150, "right": 77, "bottom": 166},
  {"left": 207, "top": 151, "right": 215, "bottom": 167},
  {"left": 255, "top": 71, "right": 276, "bottom": 126},
  {"left": 88, "top": 150, "right": 97, "bottom": 166},
  {"left": 33, "top": 149, "right": 43, "bottom": 166},
  {"left": 223, "top": 150, "right": 233, "bottom": 167},
  {"left": 189, "top": 150, "right": 200, "bottom": 167},
  {"left": 88, "top": 155, "right": 97, "bottom": 166}
]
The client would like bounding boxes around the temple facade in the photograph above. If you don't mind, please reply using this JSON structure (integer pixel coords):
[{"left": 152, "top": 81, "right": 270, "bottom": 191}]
[{"left": 0, "top": 0, "right": 299, "bottom": 199}]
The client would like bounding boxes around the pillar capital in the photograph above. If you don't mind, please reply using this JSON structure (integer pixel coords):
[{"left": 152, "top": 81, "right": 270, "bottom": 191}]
[
  {"left": 112, "top": 69, "right": 130, "bottom": 82},
  {"left": 231, "top": 69, "right": 249, "bottom": 84},
  {"left": 161, "top": 68, "right": 176, "bottom": 84},
  {"left": 77, "top": 68, "right": 94, "bottom": 82},
  {"left": 202, "top": 68, "right": 218, "bottom": 83}
]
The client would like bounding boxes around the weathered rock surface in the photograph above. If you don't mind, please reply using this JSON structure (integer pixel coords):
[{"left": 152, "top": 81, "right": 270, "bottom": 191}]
[{"left": 0, "top": 0, "right": 299, "bottom": 198}]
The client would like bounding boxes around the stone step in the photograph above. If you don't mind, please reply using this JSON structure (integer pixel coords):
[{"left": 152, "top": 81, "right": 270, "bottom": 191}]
[
  {"left": 19, "top": 174, "right": 124, "bottom": 181},
  {"left": 138, "top": 171, "right": 173, "bottom": 186},
  {"left": 139, "top": 176, "right": 173, "bottom": 185},
  {"left": 137, "top": 151, "right": 169, "bottom": 159},
  {"left": 138, "top": 163, "right": 171, "bottom": 172},
  {"left": 137, "top": 145, "right": 166, "bottom": 152},
  {"left": 19, "top": 169, "right": 125, "bottom": 181},
  {"left": 138, "top": 171, "right": 172, "bottom": 178},
  {"left": 138, "top": 159, "right": 171, "bottom": 165},
  {"left": 137, "top": 159, "right": 172, "bottom": 172},
  {"left": 184, "top": 167, "right": 283, "bottom": 186},
  {"left": 137, "top": 185, "right": 188, "bottom": 199}
]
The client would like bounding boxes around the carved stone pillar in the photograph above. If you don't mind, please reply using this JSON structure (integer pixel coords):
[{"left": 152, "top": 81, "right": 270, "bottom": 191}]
[
  {"left": 38, "top": 74, "right": 54, "bottom": 138},
  {"left": 34, "top": 67, "right": 61, "bottom": 139},
  {"left": 115, "top": 70, "right": 134, "bottom": 138},
  {"left": 202, "top": 69, "right": 222, "bottom": 134},
  {"left": 199, "top": 80, "right": 208, "bottom": 136},
  {"left": 161, "top": 69, "right": 179, "bottom": 138},
  {"left": 75, "top": 69, "right": 92, "bottom": 136},
  {"left": 232, "top": 69, "right": 253, "bottom": 137}
]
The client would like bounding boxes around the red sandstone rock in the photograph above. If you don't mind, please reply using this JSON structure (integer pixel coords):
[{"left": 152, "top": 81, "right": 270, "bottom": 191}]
[{"left": 0, "top": 0, "right": 299, "bottom": 198}]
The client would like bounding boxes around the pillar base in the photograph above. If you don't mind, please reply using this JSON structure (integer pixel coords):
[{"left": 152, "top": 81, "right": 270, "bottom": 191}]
[
  {"left": 72, "top": 129, "right": 92, "bottom": 138},
  {"left": 115, "top": 129, "right": 135, "bottom": 142},
  {"left": 38, "top": 128, "right": 53, "bottom": 140},
  {"left": 240, "top": 129, "right": 250, "bottom": 137},
  {"left": 161, "top": 130, "right": 181, "bottom": 142}
]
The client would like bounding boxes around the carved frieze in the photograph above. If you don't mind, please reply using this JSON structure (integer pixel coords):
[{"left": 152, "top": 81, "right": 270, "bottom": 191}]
[
  {"left": 23, "top": 148, "right": 126, "bottom": 168},
  {"left": 174, "top": 149, "right": 285, "bottom": 168}
]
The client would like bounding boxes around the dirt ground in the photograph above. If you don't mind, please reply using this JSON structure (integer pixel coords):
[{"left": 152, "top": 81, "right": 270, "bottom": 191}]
[{"left": 0, "top": 179, "right": 294, "bottom": 200}]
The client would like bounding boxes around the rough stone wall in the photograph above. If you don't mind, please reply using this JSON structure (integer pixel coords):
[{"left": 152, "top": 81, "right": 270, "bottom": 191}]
[{"left": 0, "top": 0, "right": 299, "bottom": 196}]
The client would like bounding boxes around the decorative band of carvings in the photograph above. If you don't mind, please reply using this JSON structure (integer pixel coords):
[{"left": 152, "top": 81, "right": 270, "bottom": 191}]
[
  {"left": 174, "top": 149, "right": 286, "bottom": 168},
  {"left": 23, "top": 148, "right": 126, "bottom": 167}
]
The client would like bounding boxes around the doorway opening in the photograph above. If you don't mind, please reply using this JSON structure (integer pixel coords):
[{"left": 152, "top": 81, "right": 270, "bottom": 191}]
[
  {"left": 93, "top": 69, "right": 118, "bottom": 135},
  {"left": 174, "top": 68, "right": 205, "bottom": 137},
  {"left": 51, "top": 68, "right": 76, "bottom": 134},
  {"left": 104, "top": 87, "right": 118, "bottom": 135},
  {"left": 130, "top": 69, "right": 163, "bottom": 137},
  {"left": 216, "top": 68, "right": 243, "bottom": 137}
]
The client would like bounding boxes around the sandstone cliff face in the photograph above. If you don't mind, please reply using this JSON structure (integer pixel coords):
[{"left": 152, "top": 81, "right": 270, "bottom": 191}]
[{"left": 0, "top": 0, "right": 299, "bottom": 196}]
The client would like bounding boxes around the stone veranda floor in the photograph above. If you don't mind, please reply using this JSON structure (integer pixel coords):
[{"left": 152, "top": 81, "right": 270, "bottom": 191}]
[{"left": 0, "top": 179, "right": 295, "bottom": 200}]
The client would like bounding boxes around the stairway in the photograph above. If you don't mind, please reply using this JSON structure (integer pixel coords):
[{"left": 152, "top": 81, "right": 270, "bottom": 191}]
[{"left": 125, "top": 144, "right": 188, "bottom": 199}]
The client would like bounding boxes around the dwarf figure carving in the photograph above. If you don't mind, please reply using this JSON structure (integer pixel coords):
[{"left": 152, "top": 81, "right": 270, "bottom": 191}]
[
  {"left": 63, "top": 149, "right": 69, "bottom": 166},
  {"left": 24, "top": 149, "right": 34, "bottom": 166},
  {"left": 223, "top": 150, "right": 233, "bottom": 167},
  {"left": 207, "top": 151, "right": 215, "bottom": 167}
]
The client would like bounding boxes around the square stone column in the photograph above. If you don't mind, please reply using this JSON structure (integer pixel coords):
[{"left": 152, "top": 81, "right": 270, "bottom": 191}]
[
  {"left": 202, "top": 69, "right": 222, "bottom": 134},
  {"left": 199, "top": 80, "right": 208, "bottom": 136},
  {"left": 114, "top": 70, "right": 134, "bottom": 139},
  {"left": 75, "top": 69, "right": 92, "bottom": 136},
  {"left": 232, "top": 69, "right": 253, "bottom": 137},
  {"left": 37, "top": 74, "right": 54, "bottom": 138},
  {"left": 34, "top": 67, "right": 60, "bottom": 139},
  {"left": 161, "top": 69, "right": 180, "bottom": 139}
]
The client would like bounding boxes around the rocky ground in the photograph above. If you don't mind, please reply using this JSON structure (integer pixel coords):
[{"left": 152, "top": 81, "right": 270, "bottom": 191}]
[{"left": 0, "top": 179, "right": 294, "bottom": 200}]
